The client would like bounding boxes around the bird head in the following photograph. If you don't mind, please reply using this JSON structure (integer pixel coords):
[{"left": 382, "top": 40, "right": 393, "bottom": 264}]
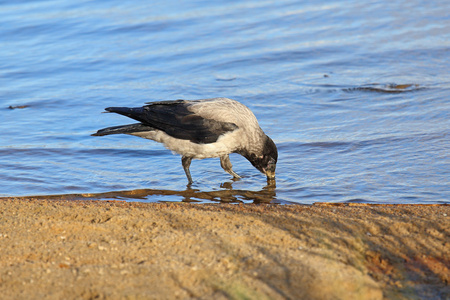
[{"left": 244, "top": 136, "right": 278, "bottom": 180}]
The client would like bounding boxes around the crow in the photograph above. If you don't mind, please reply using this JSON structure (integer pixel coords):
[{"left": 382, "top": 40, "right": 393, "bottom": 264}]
[{"left": 92, "top": 98, "right": 277, "bottom": 184}]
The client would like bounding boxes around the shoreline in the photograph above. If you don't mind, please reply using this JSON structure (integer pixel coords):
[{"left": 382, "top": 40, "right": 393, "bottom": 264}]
[{"left": 0, "top": 199, "right": 448, "bottom": 299}]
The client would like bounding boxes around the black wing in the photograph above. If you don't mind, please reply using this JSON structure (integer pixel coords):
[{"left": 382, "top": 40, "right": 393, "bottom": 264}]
[{"left": 105, "top": 100, "right": 238, "bottom": 144}]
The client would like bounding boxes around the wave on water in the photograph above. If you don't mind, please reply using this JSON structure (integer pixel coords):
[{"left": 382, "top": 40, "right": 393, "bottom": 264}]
[{"left": 345, "top": 83, "right": 424, "bottom": 93}]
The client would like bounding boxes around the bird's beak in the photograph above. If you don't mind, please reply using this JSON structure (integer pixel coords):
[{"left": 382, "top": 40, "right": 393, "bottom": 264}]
[
  {"left": 264, "top": 160, "right": 276, "bottom": 180},
  {"left": 265, "top": 169, "right": 275, "bottom": 180}
]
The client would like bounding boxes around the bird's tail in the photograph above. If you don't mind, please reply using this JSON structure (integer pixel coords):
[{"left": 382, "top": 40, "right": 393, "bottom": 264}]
[
  {"left": 104, "top": 107, "right": 147, "bottom": 122},
  {"left": 91, "top": 123, "right": 154, "bottom": 136}
]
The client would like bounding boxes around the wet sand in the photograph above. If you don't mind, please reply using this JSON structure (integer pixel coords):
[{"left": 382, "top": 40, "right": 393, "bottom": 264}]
[{"left": 0, "top": 199, "right": 448, "bottom": 299}]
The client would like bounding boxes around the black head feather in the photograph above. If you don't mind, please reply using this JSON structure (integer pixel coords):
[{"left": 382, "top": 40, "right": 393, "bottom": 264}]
[{"left": 240, "top": 135, "right": 278, "bottom": 179}]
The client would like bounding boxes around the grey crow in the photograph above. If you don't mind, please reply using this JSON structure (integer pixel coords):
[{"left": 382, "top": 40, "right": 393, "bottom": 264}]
[{"left": 92, "top": 98, "right": 278, "bottom": 184}]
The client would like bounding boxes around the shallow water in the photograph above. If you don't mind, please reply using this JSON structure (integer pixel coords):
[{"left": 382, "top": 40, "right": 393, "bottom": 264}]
[{"left": 1, "top": 0, "right": 449, "bottom": 204}]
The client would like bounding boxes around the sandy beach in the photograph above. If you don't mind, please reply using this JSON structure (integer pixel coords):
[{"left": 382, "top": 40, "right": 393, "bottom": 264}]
[{"left": 0, "top": 199, "right": 448, "bottom": 299}]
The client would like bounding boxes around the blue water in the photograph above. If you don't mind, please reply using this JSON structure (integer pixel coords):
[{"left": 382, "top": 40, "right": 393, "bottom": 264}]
[{"left": 1, "top": 0, "right": 449, "bottom": 204}]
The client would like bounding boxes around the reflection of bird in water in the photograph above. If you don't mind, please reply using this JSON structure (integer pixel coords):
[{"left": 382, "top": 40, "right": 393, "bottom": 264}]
[
  {"left": 29, "top": 184, "right": 277, "bottom": 204},
  {"left": 92, "top": 98, "right": 278, "bottom": 184}
]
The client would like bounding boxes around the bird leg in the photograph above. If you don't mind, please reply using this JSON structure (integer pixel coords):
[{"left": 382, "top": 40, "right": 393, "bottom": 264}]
[
  {"left": 181, "top": 156, "right": 193, "bottom": 184},
  {"left": 220, "top": 155, "right": 241, "bottom": 179}
]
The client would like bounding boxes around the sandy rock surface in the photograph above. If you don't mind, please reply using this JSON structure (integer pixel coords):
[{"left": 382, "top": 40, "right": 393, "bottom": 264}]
[{"left": 0, "top": 199, "right": 448, "bottom": 299}]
